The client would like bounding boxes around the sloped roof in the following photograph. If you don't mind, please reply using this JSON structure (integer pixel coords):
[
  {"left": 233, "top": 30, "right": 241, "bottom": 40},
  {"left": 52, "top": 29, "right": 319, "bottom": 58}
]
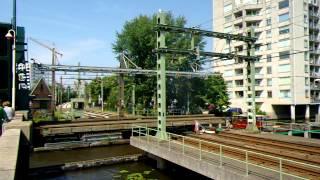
[{"left": 29, "top": 78, "right": 52, "bottom": 96}]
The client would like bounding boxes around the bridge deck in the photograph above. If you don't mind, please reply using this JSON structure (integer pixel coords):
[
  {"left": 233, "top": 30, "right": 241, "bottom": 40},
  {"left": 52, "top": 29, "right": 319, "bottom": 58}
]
[
  {"left": 130, "top": 126, "right": 320, "bottom": 180},
  {"left": 38, "top": 115, "right": 224, "bottom": 136}
]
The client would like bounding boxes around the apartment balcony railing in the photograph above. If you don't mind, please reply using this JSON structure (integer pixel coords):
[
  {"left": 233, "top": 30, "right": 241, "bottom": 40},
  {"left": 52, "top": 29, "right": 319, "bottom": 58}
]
[
  {"left": 309, "top": 0, "right": 319, "bottom": 6},
  {"left": 310, "top": 35, "right": 320, "bottom": 42},
  {"left": 311, "top": 84, "right": 320, "bottom": 90},
  {"left": 310, "top": 49, "right": 320, "bottom": 54},
  {"left": 310, "top": 72, "right": 320, "bottom": 77},
  {"left": 309, "top": 23, "right": 320, "bottom": 30},
  {"left": 310, "top": 59, "right": 320, "bottom": 66},
  {"left": 311, "top": 97, "right": 320, "bottom": 103},
  {"left": 309, "top": 11, "right": 320, "bottom": 18}
]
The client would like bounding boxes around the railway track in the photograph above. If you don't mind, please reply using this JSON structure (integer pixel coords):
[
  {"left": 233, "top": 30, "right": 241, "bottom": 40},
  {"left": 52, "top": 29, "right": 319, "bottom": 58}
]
[
  {"left": 175, "top": 136, "right": 320, "bottom": 179},
  {"left": 218, "top": 132, "right": 320, "bottom": 155},
  {"left": 188, "top": 133, "right": 320, "bottom": 165},
  {"left": 37, "top": 115, "right": 224, "bottom": 136}
]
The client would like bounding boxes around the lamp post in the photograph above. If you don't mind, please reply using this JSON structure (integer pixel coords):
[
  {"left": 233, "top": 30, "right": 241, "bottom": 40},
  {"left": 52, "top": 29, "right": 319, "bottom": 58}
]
[{"left": 5, "top": 29, "right": 16, "bottom": 109}]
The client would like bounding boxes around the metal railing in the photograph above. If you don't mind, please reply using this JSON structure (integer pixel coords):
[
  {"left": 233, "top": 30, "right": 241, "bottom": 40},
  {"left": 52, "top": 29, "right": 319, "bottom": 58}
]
[{"left": 131, "top": 125, "right": 320, "bottom": 180}]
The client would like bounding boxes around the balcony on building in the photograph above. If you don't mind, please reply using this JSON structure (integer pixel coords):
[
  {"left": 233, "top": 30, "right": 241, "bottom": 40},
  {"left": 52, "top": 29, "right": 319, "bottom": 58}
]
[
  {"left": 311, "top": 82, "right": 320, "bottom": 90},
  {"left": 309, "top": 0, "right": 320, "bottom": 7},
  {"left": 309, "top": 22, "right": 320, "bottom": 32},
  {"left": 310, "top": 58, "right": 320, "bottom": 66},
  {"left": 235, "top": 91, "right": 244, "bottom": 98},
  {"left": 235, "top": 80, "right": 244, "bottom": 87},
  {"left": 311, "top": 96, "right": 320, "bottom": 103},
  {"left": 244, "top": 9, "right": 263, "bottom": 22},
  {"left": 310, "top": 48, "right": 320, "bottom": 55},
  {"left": 309, "top": 10, "right": 320, "bottom": 19},
  {"left": 235, "top": 1, "right": 263, "bottom": 11},
  {"left": 310, "top": 35, "right": 320, "bottom": 43},
  {"left": 310, "top": 71, "right": 320, "bottom": 77},
  {"left": 235, "top": 68, "right": 243, "bottom": 76}
]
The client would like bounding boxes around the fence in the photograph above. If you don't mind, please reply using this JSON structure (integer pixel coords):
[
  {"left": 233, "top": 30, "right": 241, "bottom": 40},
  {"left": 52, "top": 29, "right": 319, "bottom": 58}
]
[{"left": 132, "top": 125, "right": 320, "bottom": 180}]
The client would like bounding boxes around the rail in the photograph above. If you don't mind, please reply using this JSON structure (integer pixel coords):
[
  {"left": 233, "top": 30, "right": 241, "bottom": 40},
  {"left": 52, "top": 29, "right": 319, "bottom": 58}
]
[{"left": 131, "top": 125, "right": 320, "bottom": 180}]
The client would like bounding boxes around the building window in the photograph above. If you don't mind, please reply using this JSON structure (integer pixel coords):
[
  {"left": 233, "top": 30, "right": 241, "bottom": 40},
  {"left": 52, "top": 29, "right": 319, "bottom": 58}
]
[
  {"left": 279, "top": 13, "right": 289, "bottom": 23},
  {"left": 235, "top": 91, "right": 244, "bottom": 98},
  {"left": 279, "top": 64, "right": 291, "bottom": 73},
  {"left": 305, "top": 90, "right": 309, "bottom": 98},
  {"left": 267, "top": 91, "right": 272, "bottom": 98},
  {"left": 304, "top": 3, "right": 308, "bottom": 11},
  {"left": 267, "top": 43, "right": 272, "bottom": 50},
  {"left": 304, "top": 27, "right": 308, "bottom": 35},
  {"left": 279, "top": 25, "right": 290, "bottom": 35},
  {"left": 226, "top": 81, "right": 233, "bottom": 88},
  {"left": 267, "top": 54, "right": 272, "bottom": 62},
  {"left": 224, "top": 26, "right": 232, "bottom": 33},
  {"left": 305, "top": 52, "right": 309, "bottom": 61},
  {"left": 278, "top": 38, "right": 290, "bottom": 47},
  {"left": 279, "top": 77, "right": 291, "bottom": 85},
  {"left": 255, "top": 79, "right": 262, "bottom": 86},
  {"left": 266, "top": 18, "right": 271, "bottom": 26},
  {"left": 304, "top": 40, "right": 308, "bottom": 48},
  {"left": 224, "top": 70, "right": 233, "bottom": 77},
  {"left": 279, "top": 51, "right": 290, "bottom": 60},
  {"left": 267, "top": 67, "right": 272, "bottom": 74},
  {"left": 304, "top": 15, "right": 308, "bottom": 23},
  {"left": 280, "top": 90, "right": 291, "bottom": 98},
  {"left": 305, "top": 65, "right": 309, "bottom": 73},
  {"left": 224, "top": 4, "right": 232, "bottom": 13},
  {"left": 256, "top": 91, "right": 263, "bottom": 98},
  {"left": 225, "top": 15, "right": 232, "bottom": 22},
  {"left": 267, "top": 78, "right": 272, "bottom": 86},
  {"left": 305, "top": 78, "right": 309, "bottom": 86},
  {"left": 266, "top": 29, "right": 272, "bottom": 38},
  {"left": 279, "top": 0, "right": 289, "bottom": 9}
]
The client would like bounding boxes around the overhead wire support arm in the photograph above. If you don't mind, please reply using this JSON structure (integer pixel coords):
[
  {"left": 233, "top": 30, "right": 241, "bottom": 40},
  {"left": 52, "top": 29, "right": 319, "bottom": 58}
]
[
  {"left": 154, "top": 48, "right": 258, "bottom": 61},
  {"left": 154, "top": 24, "right": 257, "bottom": 43}
]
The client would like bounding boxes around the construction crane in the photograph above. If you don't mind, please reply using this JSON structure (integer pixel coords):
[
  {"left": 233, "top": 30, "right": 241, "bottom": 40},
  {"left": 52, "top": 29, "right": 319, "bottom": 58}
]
[{"left": 29, "top": 37, "right": 63, "bottom": 119}]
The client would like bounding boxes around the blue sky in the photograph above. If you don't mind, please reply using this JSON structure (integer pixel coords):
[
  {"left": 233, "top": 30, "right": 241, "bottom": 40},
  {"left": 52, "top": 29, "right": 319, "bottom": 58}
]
[{"left": 0, "top": 0, "right": 213, "bottom": 67}]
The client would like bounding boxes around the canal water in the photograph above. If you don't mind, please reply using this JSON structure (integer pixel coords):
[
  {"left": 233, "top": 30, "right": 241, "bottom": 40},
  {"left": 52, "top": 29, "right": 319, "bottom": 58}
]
[{"left": 29, "top": 145, "right": 210, "bottom": 180}]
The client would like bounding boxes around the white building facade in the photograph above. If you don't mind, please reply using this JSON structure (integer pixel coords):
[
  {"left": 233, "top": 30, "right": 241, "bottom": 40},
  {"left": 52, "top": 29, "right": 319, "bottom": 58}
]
[{"left": 213, "top": 0, "right": 320, "bottom": 121}]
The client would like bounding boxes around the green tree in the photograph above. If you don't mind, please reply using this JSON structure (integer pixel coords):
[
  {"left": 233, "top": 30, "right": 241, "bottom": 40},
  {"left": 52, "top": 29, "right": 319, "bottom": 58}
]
[
  {"left": 112, "top": 13, "right": 205, "bottom": 113},
  {"left": 87, "top": 13, "right": 230, "bottom": 115},
  {"left": 202, "top": 75, "right": 230, "bottom": 113}
]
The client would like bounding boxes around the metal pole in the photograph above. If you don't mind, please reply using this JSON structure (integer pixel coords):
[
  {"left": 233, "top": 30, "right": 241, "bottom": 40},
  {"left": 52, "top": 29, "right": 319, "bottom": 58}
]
[
  {"left": 199, "top": 140, "right": 202, "bottom": 160},
  {"left": 67, "top": 86, "right": 70, "bottom": 102},
  {"left": 78, "top": 62, "right": 81, "bottom": 98},
  {"left": 118, "top": 54, "right": 125, "bottom": 117},
  {"left": 60, "top": 76, "right": 63, "bottom": 105},
  {"left": 182, "top": 136, "right": 185, "bottom": 155},
  {"left": 132, "top": 84, "right": 135, "bottom": 116},
  {"left": 101, "top": 79, "right": 104, "bottom": 112},
  {"left": 12, "top": 0, "right": 16, "bottom": 32},
  {"left": 279, "top": 159, "right": 283, "bottom": 180},
  {"left": 156, "top": 11, "right": 168, "bottom": 140},
  {"left": 219, "top": 145, "right": 223, "bottom": 167},
  {"left": 245, "top": 151, "right": 249, "bottom": 176},
  {"left": 12, "top": 31, "right": 16, "bottom": 110},
  {"left": 51, "top": 48, "right": 56, "bottom": 118},
  {"left": 246, "top": 28, "right": 258, "bottom": 132}
]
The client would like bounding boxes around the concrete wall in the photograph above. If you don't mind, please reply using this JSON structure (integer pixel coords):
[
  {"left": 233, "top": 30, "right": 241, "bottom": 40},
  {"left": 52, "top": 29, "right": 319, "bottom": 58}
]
[
  {"left": 0, "top": 129, "right": 30, "bottom": 180},
  {"left": 4, "top": 111, "right": 32, "bottom": 141}
]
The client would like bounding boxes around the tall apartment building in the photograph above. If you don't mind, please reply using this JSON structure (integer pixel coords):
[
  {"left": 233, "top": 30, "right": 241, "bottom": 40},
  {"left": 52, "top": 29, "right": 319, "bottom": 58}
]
[{"left": 213, "top": 0, "right": 320, "bottom": 120}]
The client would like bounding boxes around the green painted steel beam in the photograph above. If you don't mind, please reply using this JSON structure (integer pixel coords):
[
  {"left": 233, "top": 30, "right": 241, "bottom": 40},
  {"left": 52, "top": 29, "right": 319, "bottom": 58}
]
[
  {"left": 154, "top": 24, "right": 257, "bottom": 42},
  {"left": 154, "top": 48, "right": 258, "bottom": 61},
  {"left": 155, "top": 12, "right": 168, "bottom": 140}
]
